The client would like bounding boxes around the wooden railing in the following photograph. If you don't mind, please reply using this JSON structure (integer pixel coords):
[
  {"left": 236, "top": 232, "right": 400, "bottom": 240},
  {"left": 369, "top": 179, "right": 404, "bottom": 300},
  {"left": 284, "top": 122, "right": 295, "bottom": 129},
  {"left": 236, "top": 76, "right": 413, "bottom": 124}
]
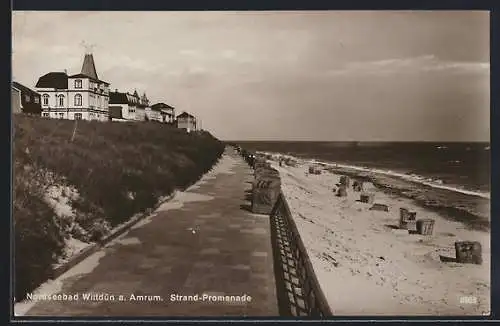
[
  {"left": 269, "top": 192, "right": 333, "bottom": 317},
  {"left": 234, "top": 145, "right": 332, "bottom": 317}
]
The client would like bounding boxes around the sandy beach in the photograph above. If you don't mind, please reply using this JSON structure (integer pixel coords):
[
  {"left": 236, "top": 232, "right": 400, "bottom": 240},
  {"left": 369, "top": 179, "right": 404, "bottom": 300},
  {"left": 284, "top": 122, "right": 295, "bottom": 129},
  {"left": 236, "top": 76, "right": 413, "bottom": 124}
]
[{"left": 268, "top": 155, "right": 490, "bottom": 316}]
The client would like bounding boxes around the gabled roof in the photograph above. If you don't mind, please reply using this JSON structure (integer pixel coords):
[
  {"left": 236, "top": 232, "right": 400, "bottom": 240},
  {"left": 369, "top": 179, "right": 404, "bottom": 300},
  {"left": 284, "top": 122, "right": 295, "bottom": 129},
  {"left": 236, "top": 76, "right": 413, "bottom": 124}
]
[
  {"left": 12, "top": 81, "right": 40, "bottom": 96},
  {"left": 151, "top": 102, "right": 175, "bottom": 110},
  {"left": 177, "top": 111, "right": 195, "bottom": 119},
  {"left": 35, "top": 72, "right": 68, "bottom": 89},
  {"left": 109, "top": 92, "right": 129, "bottom": 104}
]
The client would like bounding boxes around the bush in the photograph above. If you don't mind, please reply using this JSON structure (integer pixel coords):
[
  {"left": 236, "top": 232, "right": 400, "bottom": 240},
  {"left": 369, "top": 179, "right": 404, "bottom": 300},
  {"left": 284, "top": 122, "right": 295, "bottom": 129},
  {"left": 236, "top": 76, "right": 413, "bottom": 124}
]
[
  {"left": 13, "top": 115, "right": 225, "bottom": 300},
  {"left": 13, "top": 162, "right": 65, "bottom": 301}
]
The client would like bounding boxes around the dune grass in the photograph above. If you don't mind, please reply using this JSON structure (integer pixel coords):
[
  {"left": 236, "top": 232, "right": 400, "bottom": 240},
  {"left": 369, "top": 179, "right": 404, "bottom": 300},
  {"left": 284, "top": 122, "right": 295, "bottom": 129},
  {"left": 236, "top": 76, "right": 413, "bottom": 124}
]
[{"left": 13, "top": 115, "right": 225, "bottom": 300}]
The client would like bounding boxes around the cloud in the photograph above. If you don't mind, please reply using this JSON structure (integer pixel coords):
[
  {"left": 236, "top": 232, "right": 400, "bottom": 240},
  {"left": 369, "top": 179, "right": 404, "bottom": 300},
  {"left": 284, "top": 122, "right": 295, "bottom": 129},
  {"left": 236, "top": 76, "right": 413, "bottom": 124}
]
[
  {"left": 179, "top": 49, "right": 201, "bottom": 57},
  {"left": 221, "top": 49, "right": 237, "bottom": 59},
  {"left": 327, "top": 55, "right": 489, "bottom": 76}
]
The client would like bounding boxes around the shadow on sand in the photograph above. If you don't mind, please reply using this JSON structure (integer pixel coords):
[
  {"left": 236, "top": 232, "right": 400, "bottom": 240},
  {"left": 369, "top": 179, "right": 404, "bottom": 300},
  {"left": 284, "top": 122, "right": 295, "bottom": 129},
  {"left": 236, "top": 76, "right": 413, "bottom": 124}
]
[
  {"left": 439, "top": 255, "right": 457, "bottom": 263},
  {"left": 384, "top": 224, "right": 400, "bottom": 230},
  {"left": 240, "top": 204, "right": 252, "bottom": 212}
]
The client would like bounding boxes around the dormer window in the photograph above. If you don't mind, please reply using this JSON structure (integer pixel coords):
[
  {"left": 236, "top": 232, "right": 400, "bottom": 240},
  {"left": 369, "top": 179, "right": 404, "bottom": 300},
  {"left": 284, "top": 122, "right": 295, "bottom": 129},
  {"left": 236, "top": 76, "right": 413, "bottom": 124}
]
[{"left": 75, "top": 79, "right": 82, "bottom": 89}]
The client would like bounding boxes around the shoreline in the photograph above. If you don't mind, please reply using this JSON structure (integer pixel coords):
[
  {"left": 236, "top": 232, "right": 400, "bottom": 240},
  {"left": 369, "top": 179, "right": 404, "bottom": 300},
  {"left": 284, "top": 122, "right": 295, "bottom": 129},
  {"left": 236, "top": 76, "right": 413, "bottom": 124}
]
[
  {"left": 267, "top": 156, "right": 490, "bottom": 315},
  {"left": 260, "top": 151, "right": 490, "bottom": 231},
  {"left": 263, "top": 151, "right": 489, "bottom": 199}
]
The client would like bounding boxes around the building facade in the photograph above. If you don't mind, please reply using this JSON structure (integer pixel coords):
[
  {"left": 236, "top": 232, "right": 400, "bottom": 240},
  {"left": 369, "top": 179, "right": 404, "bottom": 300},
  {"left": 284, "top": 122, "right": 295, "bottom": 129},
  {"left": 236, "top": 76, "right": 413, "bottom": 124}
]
[
  {"left": 176, "top": 111, "right": 197, "bottom": 132},
  {"left": 151, "top": 103, "right": 175, "bottom": 124},
  {"left": 35, "top": 53, "right": 110, "bottom": 121},
  {"left": 12, "top": 81, "right": 42, "bottom": 115},
  {"left": 145, "top": 107, "right": 162, "bottom": 122},
  {"left": 109, "top": 89, "right": 147, "bottom": 121}
]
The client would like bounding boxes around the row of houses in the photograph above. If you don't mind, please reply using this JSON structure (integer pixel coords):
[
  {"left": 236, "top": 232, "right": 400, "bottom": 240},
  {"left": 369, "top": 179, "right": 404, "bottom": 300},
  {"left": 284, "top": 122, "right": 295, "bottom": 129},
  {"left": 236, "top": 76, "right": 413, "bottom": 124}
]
[{"left": 12, "top": 52, "right": 198, "bottom": 132}]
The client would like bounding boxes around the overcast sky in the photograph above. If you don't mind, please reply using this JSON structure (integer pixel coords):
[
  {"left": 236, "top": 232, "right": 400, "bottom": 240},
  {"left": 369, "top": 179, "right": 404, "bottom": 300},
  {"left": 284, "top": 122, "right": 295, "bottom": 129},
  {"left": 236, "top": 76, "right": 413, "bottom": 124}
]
[{"left": 12, "top": 11, "right": 490, "bottom": 141}]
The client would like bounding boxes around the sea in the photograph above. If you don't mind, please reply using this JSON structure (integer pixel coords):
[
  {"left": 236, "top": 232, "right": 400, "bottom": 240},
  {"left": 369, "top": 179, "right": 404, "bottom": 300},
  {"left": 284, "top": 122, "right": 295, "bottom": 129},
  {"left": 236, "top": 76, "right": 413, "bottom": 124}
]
[{"left": 234, "top": 141, "right": 491, "bottom": 230}]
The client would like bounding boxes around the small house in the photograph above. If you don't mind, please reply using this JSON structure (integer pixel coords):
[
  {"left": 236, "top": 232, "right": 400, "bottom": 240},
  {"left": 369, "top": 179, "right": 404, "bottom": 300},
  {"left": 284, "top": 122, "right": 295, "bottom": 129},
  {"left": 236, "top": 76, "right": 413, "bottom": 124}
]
[
  {"left": 176, "top": 111, "right": 197, "bottom": 132},
  {"left": 12, "top": 81, "right": 42, "bottom": 115},
  {"left": 151, "top": 103, "right": 175, "bottom": 124}
]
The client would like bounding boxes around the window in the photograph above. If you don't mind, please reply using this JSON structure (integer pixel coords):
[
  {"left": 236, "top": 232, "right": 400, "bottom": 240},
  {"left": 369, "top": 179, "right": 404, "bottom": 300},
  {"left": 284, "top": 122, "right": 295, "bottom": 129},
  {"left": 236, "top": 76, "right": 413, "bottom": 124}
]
[
  {"left": 43, "top": 94, "right": 49, "bottom": 106},
  {"left": 25, "top": 95, "right": 30, "bottom": 102},
  {"left": 74, "top": 94, "right": 82, "bottom": 106},
  {"left": 57, "top": 94, "right": 65, "bottom": 107},
  {"left": 34, "top": 97, "right": 40, "bottom": 104},
  {"left": 43, "top": 113, "right": 49, "bottom": 117},
  {"left": 58, "top": 113, "right": 64, "bottom": 119},
  {"left": 75, "top": 79, "right": 82, "bottom": 89},
  {"left": 75, "top": 113, "right": 82, "bottom": 120}
]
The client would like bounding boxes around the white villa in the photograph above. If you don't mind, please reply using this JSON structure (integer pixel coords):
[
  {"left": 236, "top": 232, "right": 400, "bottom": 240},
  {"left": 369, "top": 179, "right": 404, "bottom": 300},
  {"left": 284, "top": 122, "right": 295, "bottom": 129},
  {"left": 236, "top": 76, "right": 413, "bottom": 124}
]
[{"left": 35, "top": 52, "right": 110, "bottom": 121}]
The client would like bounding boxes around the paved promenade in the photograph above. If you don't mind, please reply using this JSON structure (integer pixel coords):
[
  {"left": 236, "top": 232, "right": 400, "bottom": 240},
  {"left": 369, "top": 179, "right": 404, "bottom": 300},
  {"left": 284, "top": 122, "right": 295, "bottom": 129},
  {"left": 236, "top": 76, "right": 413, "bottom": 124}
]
[{"left": 21, "top": 147, "right": 279, "bottom": 317}]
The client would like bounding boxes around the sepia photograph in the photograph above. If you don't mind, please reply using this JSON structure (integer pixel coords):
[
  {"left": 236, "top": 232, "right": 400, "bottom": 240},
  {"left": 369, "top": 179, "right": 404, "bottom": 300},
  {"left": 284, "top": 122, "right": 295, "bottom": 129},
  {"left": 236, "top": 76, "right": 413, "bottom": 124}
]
[{"left": 12, "top": 10, "right": 490, "bottom": 317}]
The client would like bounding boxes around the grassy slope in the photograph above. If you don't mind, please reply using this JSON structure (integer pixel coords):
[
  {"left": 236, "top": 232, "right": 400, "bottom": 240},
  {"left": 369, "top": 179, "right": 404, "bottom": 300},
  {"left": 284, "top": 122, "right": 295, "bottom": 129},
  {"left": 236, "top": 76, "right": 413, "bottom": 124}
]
[{"left": 13, "top": 115, "right": 225, "bottom": 300}]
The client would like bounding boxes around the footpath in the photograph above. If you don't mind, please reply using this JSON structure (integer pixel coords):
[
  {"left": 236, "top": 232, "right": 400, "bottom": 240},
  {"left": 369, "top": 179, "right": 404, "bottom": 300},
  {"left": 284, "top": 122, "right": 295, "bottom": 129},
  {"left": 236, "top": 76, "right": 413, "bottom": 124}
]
[{"left": 18, "top": 147, "right": 279, "bottom": 317}]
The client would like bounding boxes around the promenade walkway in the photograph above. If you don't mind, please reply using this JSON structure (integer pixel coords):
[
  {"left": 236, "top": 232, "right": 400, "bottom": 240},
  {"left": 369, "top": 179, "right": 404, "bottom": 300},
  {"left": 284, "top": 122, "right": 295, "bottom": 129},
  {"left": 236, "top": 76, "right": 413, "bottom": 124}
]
[{"left": 21, "top": 147, "right": 279, "bottom": 317}]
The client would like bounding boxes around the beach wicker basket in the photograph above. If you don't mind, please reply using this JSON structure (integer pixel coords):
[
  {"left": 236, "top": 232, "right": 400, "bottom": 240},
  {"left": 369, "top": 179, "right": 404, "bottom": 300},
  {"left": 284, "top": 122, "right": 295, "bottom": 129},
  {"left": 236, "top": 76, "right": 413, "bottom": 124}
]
[
  {"left": 308, "top": 166, "right": 321, "bottom": 175},
  {"left": 399, "top": 208, "right": 416, "bottom": 229},
  {"left": 455, "top": 241, "right": 482, "bottom": 265},
  {"left": 360, "top": 193, "right": 374, "bottom": 204},
  {"left": 339, "top": 175, "right": 350, "bottom": 187},
  {"left": 406, "top": 220, "right": 417, "bottom": 232},
  {"left": 416, "top": 219, "right": 435, "bottom": 235},
  {"left": 336, "top": 185, "right": 347, "bottom": 197},
  {"left": 352, "top": 181, "right": 363, "bottom": 192}
]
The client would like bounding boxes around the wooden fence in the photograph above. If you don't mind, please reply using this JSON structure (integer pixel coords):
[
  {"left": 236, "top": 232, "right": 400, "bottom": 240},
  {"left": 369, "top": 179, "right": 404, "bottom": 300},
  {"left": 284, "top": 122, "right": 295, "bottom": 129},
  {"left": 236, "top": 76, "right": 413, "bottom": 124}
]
[
  {"left": 233, "top": 145, "right": 332, "bottom": 317},
  {"left": 270, "top": 191, "right": 333, "bottom": 317}
]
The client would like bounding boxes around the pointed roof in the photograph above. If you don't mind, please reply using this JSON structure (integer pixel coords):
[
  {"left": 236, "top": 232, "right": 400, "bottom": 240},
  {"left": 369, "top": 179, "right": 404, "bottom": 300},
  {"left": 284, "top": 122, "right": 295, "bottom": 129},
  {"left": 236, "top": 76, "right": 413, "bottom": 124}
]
[
  {"left": 133, "top": 90, "right": 139, "bottom": 97},
  {"left": 81, "top": 53, "right": 99, "bottom": 80}
]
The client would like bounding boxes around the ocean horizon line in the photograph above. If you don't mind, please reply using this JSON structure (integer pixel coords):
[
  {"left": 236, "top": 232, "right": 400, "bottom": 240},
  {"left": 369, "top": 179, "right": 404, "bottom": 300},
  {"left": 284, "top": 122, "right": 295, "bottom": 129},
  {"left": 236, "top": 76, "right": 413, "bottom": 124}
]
[{"left": 227, "top": 140, "right": 490, "bottom": 144}]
